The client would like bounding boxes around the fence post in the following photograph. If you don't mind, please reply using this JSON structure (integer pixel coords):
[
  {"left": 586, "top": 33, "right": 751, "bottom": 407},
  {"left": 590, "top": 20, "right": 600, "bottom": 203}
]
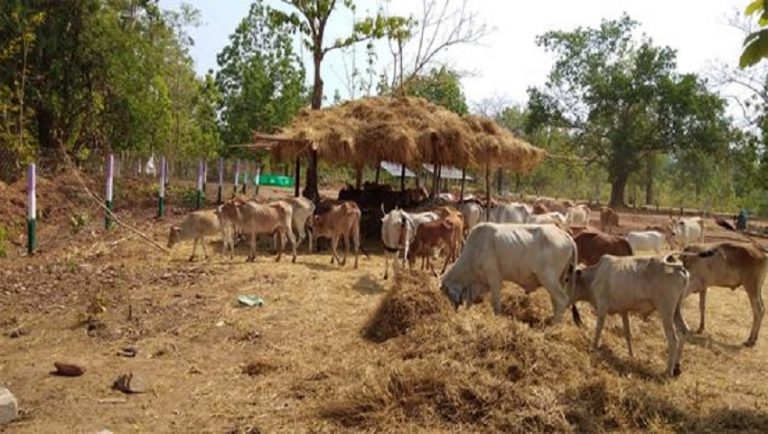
[
  {"left": 158, "top": 156, "right": 166, "bottom": 218},
  {"left": 254, "top": 164, "right": 261, "bottom": 196},
  {"left": 203, "top": 160, "right": 208, "bottom": 196},
  {"left": 217, "top": 158, "right": 224, "bottom": 204},
  {"left": 196, "top": 159, "right": 204, "bottom": 209},
  {"left": 241, "top": 161, "right": 248, "bottom": 195},
  {"left": 27, "top": 163, "right": 36, "bottom": 255},
  {"left": 105, "top": 154, "right": 114, "bottom": 230},
  {"left": 234, "top": 159, "right": 240, "bottom": 195}
]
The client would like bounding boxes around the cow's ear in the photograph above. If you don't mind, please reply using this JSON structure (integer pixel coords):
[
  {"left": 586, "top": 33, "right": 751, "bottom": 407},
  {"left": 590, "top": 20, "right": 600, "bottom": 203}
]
[{"left": 576, "top": 269, "right": 582, "bottom": 277}]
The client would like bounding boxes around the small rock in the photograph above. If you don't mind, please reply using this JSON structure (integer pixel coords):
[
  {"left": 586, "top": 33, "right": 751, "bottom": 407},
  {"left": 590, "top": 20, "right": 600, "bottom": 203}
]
[
  {"left": 0, "top": 387, "right": 18, "bottom": 426},
  {"left": 95, "top": 430, "right": 114, "bottom": 434},
  {"left": 7, "top": 328, "right": 29, "bottom": 339},
  {"left": 117, "top": 347, "right": 137, "bottom": 358},
  {"left": 112, "top": 372, "right": 146, "bottom": 394},
  {"left": 52, "top": 362, "right": 86, "bottom": 377}
]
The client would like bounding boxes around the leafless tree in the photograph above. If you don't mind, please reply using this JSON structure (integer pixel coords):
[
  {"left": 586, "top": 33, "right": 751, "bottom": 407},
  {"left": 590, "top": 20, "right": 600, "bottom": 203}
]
[{"left": 382, "top": 0, "right": 491, "bottom": 91}]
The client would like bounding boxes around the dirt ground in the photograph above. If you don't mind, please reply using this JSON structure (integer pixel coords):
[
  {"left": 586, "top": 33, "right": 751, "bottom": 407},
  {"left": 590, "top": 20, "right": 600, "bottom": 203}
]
[{"left": 2, "top": 175, "right": 768, "bottom": 433}]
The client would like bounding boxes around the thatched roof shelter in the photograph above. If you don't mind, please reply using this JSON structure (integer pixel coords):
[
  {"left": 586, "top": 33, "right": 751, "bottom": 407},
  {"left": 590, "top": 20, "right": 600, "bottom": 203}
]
[{"left": 253, "top": 96, "right": 544, "bottom": 172}]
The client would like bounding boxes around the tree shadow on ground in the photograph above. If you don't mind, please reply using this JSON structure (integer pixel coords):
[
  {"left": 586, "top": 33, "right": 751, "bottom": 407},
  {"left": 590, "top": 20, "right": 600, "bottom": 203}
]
[{"left": 685, "top": 333, "right": 746, "bottom": 354}]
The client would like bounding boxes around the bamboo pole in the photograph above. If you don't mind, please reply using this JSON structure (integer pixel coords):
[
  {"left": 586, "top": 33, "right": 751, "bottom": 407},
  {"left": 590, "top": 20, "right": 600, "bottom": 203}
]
[
  {"left": 460, "top": 167, "right": 466, "bottom": 203},
  {"left": 485, "top": 161, "right": 491, "bottom": 222}
]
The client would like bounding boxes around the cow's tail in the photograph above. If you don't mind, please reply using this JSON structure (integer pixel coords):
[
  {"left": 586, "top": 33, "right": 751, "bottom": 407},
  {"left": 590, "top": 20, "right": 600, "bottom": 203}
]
[{"left": 567, "top": 235, "right": 583, "bottom": 326}]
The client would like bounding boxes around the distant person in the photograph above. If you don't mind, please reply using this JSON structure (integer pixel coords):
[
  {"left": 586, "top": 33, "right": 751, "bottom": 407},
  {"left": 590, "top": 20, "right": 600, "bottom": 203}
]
[{"left": 736, "top": 208, "right": 748, "bottom": 231}]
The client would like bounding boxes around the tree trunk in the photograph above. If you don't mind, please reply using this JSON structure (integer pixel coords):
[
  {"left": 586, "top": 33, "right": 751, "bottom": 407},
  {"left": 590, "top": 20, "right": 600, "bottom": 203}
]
[
  {"left": 609, "top": 172, "right": 629, "bottom": 208},
  {"left": 294, "top": 157, "right": 301, "bottom": 197},
  {"left": 374, "top": 164, "right": 380, "bottom": 184},
  {"left": 355, "top": 166, "right": 363, "bottom": 190},
  {"left": 644, "top": 155, "right": 654, "bottom": 206},
  {"left": 496, "top": 168, "right": 503, "bottom": 195},
  {"left": 460, "top": 168, "right": 466, "bottom": 203},
  {"left": 304, "top": 47, "right": 324, "bottom": 203}
]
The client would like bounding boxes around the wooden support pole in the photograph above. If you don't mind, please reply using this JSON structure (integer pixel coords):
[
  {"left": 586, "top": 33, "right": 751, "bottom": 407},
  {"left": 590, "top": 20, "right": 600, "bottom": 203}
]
[
  {"left": 217, "top": 158, "right": 224, "bottom": 204},
  {"left": 294, "top": 157, "right": 301, "bottom": 197},
  {"left": 460, "top": 167, "right": 466, "bottom": 203},
  {"left": 485, "top": 162, "right": 491, "bottom": 222},
  {"left": 374, "top": 163, "right": 381, "bottom": 184},
  {"left": 400, "top": 163, "right": 406, "bottom": 192},
  {"left": 233, "top": 159, "right": 240, "bottom": 195}
]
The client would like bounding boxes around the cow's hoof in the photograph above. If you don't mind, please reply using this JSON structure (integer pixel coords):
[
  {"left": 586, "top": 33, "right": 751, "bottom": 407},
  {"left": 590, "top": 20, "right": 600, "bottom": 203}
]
[
  {"left": 695, "top": 327, "right": 704, "bottom": 335},
  {"left": 672, "top": 364, "right": 682, "bottom": 377},
  {"left": 188, "top": 257, "right": 194, "bottom": 262},
  {"left": 744, "top": 340, "right": 756, "bottom": 348},
  {"left": 292, "top": 257, "right": 297, "bottom": 263}
]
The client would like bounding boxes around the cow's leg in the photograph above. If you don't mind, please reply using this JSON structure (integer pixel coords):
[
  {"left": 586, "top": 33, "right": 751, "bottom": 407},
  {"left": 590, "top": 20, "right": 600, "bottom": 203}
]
[
  {"left": 189, "top": 238, "right": 199, "bottom": 262},
  {"left": 201, "top": 236, "right": 209, "bottom": 260},
  {"left": 383, "top": 250, "right": 391, "bottom": 280},
  {"left": 353, "top": 227, "right": 360, "bottom": 269},
  {"left": 488, "top": 270, "right": 504, "bottom": 315},
  {"left": 440, "top": 249, "right": 450, "bottom": 274},
  {"left": 592, "top": 311, "right": 606, "bottom": 350},
  {"left": 286, "top": 226, "right": 298, "bottom": 263},
  {"left": 274, "top": 229, "right": 284, "bottom": 262},
  {"left": 330, "top": 235, "right": 342, "bottom": 266},
  {"left": 539, "top": 275, "right": 570, "bottom": 323},
  {"left": 696, "top": 288, "right": 707, "bottom": 334},
  {"left": 621, "top": 312, "right": 633, "bottom": 357},
  {"left": 660, "top": 309, "right": 682, "bottom": 377},
  {"left": 745, "top": 280, "right": 765, "bottom": 347},
  {"left": 340, "top": 232, "right": 349, "bottom": 266}
]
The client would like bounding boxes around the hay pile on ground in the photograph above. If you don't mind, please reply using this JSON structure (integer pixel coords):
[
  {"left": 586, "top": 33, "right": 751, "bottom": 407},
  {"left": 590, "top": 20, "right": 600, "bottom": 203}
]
[
  {"left": 323, "top": 277, "right": 768, "bottom": 432},
  {"left": 362, "top": 271, "right": 452, "bottom": 343}
]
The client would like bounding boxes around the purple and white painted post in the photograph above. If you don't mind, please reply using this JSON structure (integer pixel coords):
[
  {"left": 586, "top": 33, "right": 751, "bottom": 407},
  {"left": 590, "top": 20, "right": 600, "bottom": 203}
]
[
  {"left": 27, "top": 163, "right": 36, "bottom": 255},
  {"left": 254, "top": 164, "right": 261, "bottom": 195},
  {"left": 234, "top": 159, "right": 240, "bottom": 195},
  {"left": 202, "top": 160, "right": 208, "bottom": 196},
  {"left": 196, "top": 159, "right": 204, "bottom": 209},
  {"left": 105, "top": 154, "right": 114, "bottom": 230},
  {"left": 217, "top": 158, "right": 224, "bottom": 204},
  {"left": 241, "top": 161, "right": 248, "bottom": 195},
  {"left": 136, "top": 158, "right": 142, "bottom": 177},
  {"left": 158, "top": 156, "right": 166, "bottom": 218}
]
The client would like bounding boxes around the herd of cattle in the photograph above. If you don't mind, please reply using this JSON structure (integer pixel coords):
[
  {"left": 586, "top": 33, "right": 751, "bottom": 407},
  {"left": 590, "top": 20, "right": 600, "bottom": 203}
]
[{"left": 166, "top": 191, "right": 768, "bottom": 377}]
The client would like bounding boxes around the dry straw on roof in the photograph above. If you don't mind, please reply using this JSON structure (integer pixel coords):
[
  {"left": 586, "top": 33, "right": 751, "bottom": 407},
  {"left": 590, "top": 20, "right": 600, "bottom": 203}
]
[{"left": 259, "top": 96, "right": 544, "bottom": 172}]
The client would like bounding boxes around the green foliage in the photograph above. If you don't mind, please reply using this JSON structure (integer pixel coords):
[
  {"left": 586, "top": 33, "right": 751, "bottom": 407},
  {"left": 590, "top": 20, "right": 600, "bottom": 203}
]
[
  {"left": 216, "top": 1, "right": 307, "bottom": 156},
  {"left": 0, "top": 0, "right": 222, "bottom": 180},
  {"left": 401, "top": 67, "right": 468, "bottom": 115},
  {"left": 741, "top": 0, "right": 768, "bottom": 67},
  {"left": 69, "top": 211, "right": 89, "bottom": 234},
  {"left": 528, "top": 15, "right": 731, "bottom": 206}
]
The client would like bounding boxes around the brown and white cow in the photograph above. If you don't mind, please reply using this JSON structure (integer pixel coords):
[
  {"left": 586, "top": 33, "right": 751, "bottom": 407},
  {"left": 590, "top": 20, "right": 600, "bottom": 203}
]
[
  {"left": 680, "top": 242, "right": 768, "bottom": 347},
  {"left": 571, "top": 254, "right": 690, "bottom": 377},
  {"left": 600, "top": 207, "right": 620, "bottom": 234},
  {"left": 573, "top": 230, "right": 633, "bottom": 266},
  {"left": 311, "top": 201, "right": 363, "bottom": 269},
  {"left": 441, "top": 223, "right": 577, "bottom": 322}
]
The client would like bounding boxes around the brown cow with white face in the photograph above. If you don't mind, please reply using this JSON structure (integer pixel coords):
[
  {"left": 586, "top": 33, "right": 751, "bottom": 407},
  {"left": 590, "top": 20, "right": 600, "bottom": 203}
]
[{"left": 680, "top": 242, "right": 768, "bottom": 347}]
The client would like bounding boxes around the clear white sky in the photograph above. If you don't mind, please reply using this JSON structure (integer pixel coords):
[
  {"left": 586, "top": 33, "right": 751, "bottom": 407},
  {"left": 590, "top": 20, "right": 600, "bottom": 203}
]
[{"left": 159, "top": 0, "right": 748, "bottom": 108}]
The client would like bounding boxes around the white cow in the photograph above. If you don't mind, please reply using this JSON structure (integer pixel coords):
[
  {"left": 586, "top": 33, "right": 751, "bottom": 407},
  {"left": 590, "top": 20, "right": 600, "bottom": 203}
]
[
  {"left": 381, "top": 207, "right": 438, "bottom": 279},
  {"left": 282, "top": 197, "right": 315, "bottom": 252},
  {"left": 459, "top": 201, "right": 484, "bottom": 233},
  {"left": 527, "top": 211, "right": 568, "bottom": 226},
  {"left": 626, "top": 230, "right": 665, "bottom": 254},
  {"left": 670, "top": 217, "right": 704, "bottom": 247},
  {"left": 571, "top": 254, "right": 690, "bottom": 377},
  {"left": 440, "top": 223, "right": 577, "bottom": 322},
  {"left": 567, "top": 205, "right": 590, "bottom": 227},
  {"left": 487, "top": 202, "right": 533, "bottom": 224}
]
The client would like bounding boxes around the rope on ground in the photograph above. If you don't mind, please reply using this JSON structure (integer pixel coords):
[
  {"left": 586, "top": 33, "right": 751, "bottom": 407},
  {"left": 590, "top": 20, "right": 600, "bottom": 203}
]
[{"left": 62, "top": 152, "right": 171, "bottom": 255}]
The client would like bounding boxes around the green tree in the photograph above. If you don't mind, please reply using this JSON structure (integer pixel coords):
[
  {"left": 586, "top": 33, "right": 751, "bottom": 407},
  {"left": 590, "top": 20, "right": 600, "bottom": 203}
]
[
  {"left": 402, "top": 66, "right": 468, "bottom": 115},
  {"left": 740, "top": 0, "right": 768, "bottom": 68},
  {"left": 215, "top": 1, "right": 306, "bottom": 155},
  {"left": 528, "top": 15, "right": 730, "bottom": 207},
  {"left": 270, "top": 0, "right": 412, "bottom": 200}
]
